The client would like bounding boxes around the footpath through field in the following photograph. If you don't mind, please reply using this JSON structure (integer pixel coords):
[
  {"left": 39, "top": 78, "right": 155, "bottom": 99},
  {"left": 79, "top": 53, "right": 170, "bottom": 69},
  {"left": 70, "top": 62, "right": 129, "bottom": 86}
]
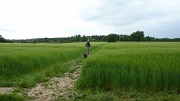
[
  {"left": 0, "top": 42, "right": 106, "bottom": 101},
  {"left": 24, "top": 59, "right": 83, "bottom": 100},
  {"left": 0, "top": 57, "right": 83, "bottom": 100},
  {"left": 24, "top": 43, "right": 105, "bottom": 100}
]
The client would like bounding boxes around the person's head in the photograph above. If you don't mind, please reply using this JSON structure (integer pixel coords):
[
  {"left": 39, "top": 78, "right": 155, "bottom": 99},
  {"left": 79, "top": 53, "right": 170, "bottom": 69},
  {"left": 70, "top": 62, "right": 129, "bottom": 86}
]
[{"left": 87, "top": 39, "right": 90, "bottom": 42}]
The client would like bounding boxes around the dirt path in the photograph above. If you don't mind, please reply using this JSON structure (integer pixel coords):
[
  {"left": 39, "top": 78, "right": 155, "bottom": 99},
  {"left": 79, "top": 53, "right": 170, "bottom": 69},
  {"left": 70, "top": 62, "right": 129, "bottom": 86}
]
[
  {"left": 0, "top": 87, "right": 14, "bottom": 94},
  {"left": 25, "top": 62, "right": 82, "bottom": 101},
  {"left": 0, "top": 60, "right": 83, "bottom": 101}
]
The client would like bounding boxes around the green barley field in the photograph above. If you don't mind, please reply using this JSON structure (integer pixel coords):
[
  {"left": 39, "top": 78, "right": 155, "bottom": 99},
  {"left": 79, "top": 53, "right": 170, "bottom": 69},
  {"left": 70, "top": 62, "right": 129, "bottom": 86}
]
[
  {"left": 0, "top": 42, "right": 180, "bottom": 100},
  {"left": 77, "top": 42, "right": 180, "bottom": 93},
  {"left": 0, "top": 42, "right": 104, "bottom": 87}
]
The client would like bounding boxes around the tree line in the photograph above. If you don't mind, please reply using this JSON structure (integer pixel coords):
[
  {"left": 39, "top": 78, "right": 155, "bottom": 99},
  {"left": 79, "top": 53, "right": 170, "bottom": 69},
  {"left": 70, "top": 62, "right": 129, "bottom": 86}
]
[
  {"left": 0, "top": 35, "right": 13, "bottom": 43},
  {"left": 107, "top": 31, "right": 180, "bottom": 42},
  {"left": 1, "top": 31, "right": 180, "bottom": 43}
]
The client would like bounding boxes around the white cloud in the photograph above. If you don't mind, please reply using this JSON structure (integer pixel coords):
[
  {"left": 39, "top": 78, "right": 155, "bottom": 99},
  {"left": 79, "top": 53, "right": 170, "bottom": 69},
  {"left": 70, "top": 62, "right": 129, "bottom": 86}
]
[
  {"left": 0, "top": 0, "right": 180, "bottom": 39},
  {"left": 0, "top": 0, "right": 95, "bottom": 39},
  {"left": 80, "top": 0, "right": 180, "bottom": 38}
]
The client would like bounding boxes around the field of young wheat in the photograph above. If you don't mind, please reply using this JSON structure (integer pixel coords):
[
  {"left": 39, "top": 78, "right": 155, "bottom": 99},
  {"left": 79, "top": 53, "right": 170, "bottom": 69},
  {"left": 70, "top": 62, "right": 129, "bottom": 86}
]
[
  {"left": 0, "top": 42, "right": 179, "bottom": 100},
  {"left": 77, "top": 42, "right": 180, "bottom": 93},
  {"left": 0, "top": 42, "right": 104, "bottom": 87}
]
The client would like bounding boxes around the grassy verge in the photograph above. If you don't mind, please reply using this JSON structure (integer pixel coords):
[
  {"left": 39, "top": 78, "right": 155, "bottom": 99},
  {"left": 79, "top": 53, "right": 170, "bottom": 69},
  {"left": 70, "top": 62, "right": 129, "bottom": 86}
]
[
  {"left": 68, "top": 89, "right": 180, "bottom": 101},
  {"left": 0, "top": 94, "right": 24, "bottom": 101}
]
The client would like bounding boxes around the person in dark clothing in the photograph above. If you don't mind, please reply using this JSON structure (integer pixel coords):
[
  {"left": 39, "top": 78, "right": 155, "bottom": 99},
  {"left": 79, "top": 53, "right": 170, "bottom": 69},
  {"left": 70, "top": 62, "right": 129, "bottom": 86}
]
[{"left": 86, "top": 39, "right": 90, "bottom": 55}]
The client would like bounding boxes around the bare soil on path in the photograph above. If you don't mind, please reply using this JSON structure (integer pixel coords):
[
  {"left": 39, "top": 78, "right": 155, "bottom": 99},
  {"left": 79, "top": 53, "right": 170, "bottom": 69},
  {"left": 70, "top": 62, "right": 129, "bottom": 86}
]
[
  {"left": 0, "top": 60, "right": 83, "bottom": 101},
  {"left": 0, "top": 87, "right": 14, "bottom": 94}
]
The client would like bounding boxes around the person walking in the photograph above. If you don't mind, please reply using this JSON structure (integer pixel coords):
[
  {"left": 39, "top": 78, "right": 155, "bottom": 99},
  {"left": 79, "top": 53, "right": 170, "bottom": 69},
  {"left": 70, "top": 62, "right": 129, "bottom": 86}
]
[{"left": 86, "top": 39, "right": 90, "bottom": 55}]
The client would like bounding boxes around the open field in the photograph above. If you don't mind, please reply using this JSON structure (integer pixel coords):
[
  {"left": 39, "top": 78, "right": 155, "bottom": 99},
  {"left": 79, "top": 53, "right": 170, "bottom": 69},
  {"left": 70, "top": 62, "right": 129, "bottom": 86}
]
[
  {"left": 77, "top": 42, "right": 180, "bottom": 93},
  {"left": 0, "top": 42, "right": 180, "bottom": 100},
  {"left": 0, "top": 42, "right": 104, "bottom": 87}
]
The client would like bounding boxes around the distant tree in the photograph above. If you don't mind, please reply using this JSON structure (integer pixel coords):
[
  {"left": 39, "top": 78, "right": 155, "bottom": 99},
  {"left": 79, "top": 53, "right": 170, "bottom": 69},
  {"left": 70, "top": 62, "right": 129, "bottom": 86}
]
[
  {"left": 45, "top": 38, "right": 49, "bottom": 42},
  {"left": 32, "top": 39, "right": 37, "bottom": 44},
  {"left": 101, "top": 36, "right": 108, "bottom": 41},
  {"left": 130, "top": 30, "right": 144, "bottom": 42},
  {"left": 76, "top": 34, "right": 81, "bottom": 42},
  {"left": 108, "top": 33, "right": 118, "bottom": 42},
  {"left": 174, "top": 38, "right": 180, "bottom": 42},
  {"left": 69, "top": 36, "right": 76, "bottom": 42},
  {"left": 81, "top": 35, "right": 88, "bottom": 42},
  {"left": 125, "top": 35, "right": 131, "bottom": 41},
  {"left": 146, "top": 36, "right": 155, "bottom": 41},
  {"left": 119, "top": 34, "right": 124, "bottom": 41},
  {"left": 0, "top": 35, "right": 6, "bottom": 42},
  {"left": 119, "top": 34, "right": 131, "bottom": 41},
  {"left": 89, "top": 36, "right": 96, "bottom": 41}
]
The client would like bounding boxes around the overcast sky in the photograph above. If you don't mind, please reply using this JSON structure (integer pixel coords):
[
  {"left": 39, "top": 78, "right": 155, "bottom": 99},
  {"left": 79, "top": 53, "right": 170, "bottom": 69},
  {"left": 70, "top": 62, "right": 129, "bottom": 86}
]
[{"left": 0, "top": 0, "right": 180, "bottom": 39}]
